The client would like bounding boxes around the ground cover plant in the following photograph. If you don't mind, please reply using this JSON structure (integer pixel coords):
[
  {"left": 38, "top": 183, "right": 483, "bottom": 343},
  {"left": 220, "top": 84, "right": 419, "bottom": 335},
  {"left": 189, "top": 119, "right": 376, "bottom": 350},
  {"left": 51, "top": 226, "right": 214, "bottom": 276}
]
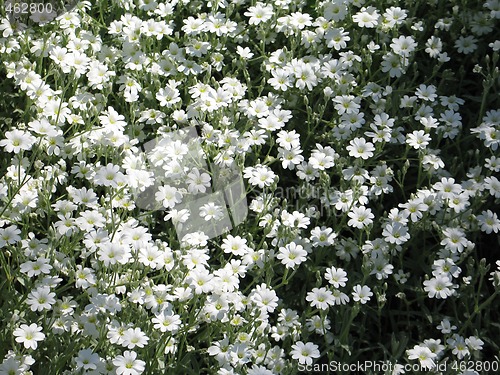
[{"left": 0, "top": 0, "right": 500, "bottom": 374}]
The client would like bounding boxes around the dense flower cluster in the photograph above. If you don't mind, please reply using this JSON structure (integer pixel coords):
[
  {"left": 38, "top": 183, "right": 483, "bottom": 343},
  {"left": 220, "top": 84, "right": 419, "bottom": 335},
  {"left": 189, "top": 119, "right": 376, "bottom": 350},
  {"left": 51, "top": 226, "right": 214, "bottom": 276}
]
[{"left": 0, "top": 0, "right": 499, "bottom": 374}]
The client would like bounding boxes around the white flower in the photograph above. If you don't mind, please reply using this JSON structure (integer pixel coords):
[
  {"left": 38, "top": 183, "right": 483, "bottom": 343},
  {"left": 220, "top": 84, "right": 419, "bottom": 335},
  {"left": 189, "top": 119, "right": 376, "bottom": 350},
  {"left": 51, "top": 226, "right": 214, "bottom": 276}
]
[
  {"left": 352, "top": 7, "right": 380, "bottom": 28},
  {"left": 98, "top": 242, "right": 131, "bottom": 266},
  {"left": 383, "top": 6, "right": 408, "bottom": 27},
  {"left": 247, "top": 365, "right": 274, "bottom": 375},
  {"left": 290, "top": 341, "right": 320, "bottom": 365},
  {"left": 391, "top": 35, "right": 417, "bottom": 56},
  {"left": 407, "top": 345, "right": 436, "bottom": 369},
  {"left": 310, "top": 226, "right": 336, "bottom": 247},
  {"left": 280, "top": 210, "right": 310, "bottom": 229},
  {"left": 75, "top": 265, "right": 97, "bottom": 289},
  {"left": 432, "top": 258, "right": 460, "bottom": 279},
  {"left": 278, "top": 146, "right": 304, "bottom": 169},
  {"left": 186, "top": 168, "right": 211, "bottom": 194},
  {"left": 400, "top": 197, "right": 428, "bottom": 222},
  {"left": 236, "top": 46, "right": 254, "bottom": 59},
  {"left": 121, "top": 327, "right": 149, "bottom": 349},
  {"left": 352, "top": 284, "right": 373, "bottom": 304},
  {"left": 370, "top": 257, "right": 394, "bottom": 280},
  {"left": 181, "top": 16, "right": 206, "bottom": 35},
  {"left": 75, "top": 348, "right": 101, "bottom": 371},
  {"left": 20, "top": 257, "right": 53, "bottom": 277},
  {"left": 268, "top": 68, "right": 292, "bottom": 91},
  {"left": 0, "top": 225, "right": 22, "bottom": 248},
  {"left": 277, "top": 242, "right": 308, "bottom": 269},
  {"left": 437, "top": 318, "right": 457, "bottom": 334},
  {"left": 347, "top": 137, "right": 375, "bottom": 159},
  {"left": 199, "top": 202, "right": 224, "bottom": 221},
  {"left": 333, "top": 95, "right": 360, "bottom": 115},
  {"left": 94, "top": 163, "right": 125, "bottom": 188},
  {"left": 187, "top": 268, "right": 214, "bottom": 294},
  {"left": 381, "top": 52, "right": 404, "bottom": 77},
  {"left": 347, "top": 206, "right": 374, "bottom": 229},
  {"left": 415, "top": 84, "right": 437, "bottom": 102},
  {"left": 447, "top": 335, "right": 470, "bottom": 359},
  {"left": 465, "top": 336, "right": 484, "bottom": 351},
  {"left": 425, "top": 36, "right": 443, "bottom": 57},
  {"left": 406, "top": 130, "right": 431, "bottom": 149},
  {"left": 306, "top": 287, "right": 335, "bottom": 310},
  {"left": 244, "top": 165, "right": 276, "bottom": 188},
  {"left": 0, "top": 129, "right": 37, "bottom": 153},
  {"left": 476, "top": 209, "right": 500, "bottom": 233},
  {"left": 244, "top": 2, "right": 274, "bottom": 25},
  {"left": 325, "top": 267, "right": 348, "bottom": 288},
  {"left": 289, "top": 11, "right": 313, "bottom": 30},
  {"left": 156, "top": 185, "right": 183, "bottom": 209},
  {"left": 294, "top": 62, "right": 318, "bottom": 90},
  {"left": 484, "top": 176, "right": 500, "bottom": 198},
  {"left": 433, "top": 177, "right": 462, "bottom": 199},
  {"left": 323, "top": 1, "right": 348, "bottom": 22},
  {"left": 13, "top": 323, "right": 45, "bottom": 349},
  {"left": 156, "top": 84, "right": 181, "bottom": 107},
  {"left": 230, "top": 342, "right": 252, "bottom": 365},
  {"left": 485, "top": 155, "right": 500, "bottom": 172},
  {"left": 251, "top": 283, "right": 278, "bottom": 313},
  {"left": 0, "top": 357, "right": 22, "bottom": 374},
  {"left": 455, "top": 35, "right": 478, "bottom": 54},
  {"left": 99, "top": 106, "right": 127, "bottom": 131},
  {"left": 382, "top": 222, "right": 410, "bottom": 244},
  {"left": 423, "top": 275, "right": 454, "bottom": 299},
  {"left": 440, "top": 227, "right": 468, "bottom": 253},
  {"left": 221, "top": 235, "right": 249, "bottom": 256},
  {"left": 331, "top": 289, "right": 350, "bottom": 305},
  {"left": 113, "top": 351, "right": 145, "bottom": 375},
  {"left": 207, "top": 337, "right": 230, "bottom": 364},
  {"left": 152, "top": 309, "right": 181, "bottom": 333},
  {"left": 164, "top": 208, "right": 190, "bottom": 225},
  {"left": 26, "top": 286, "right": 56, "bottom": 311},
  {"left": 309, "top": 150, "right": 335, "bottom": 170},
  {"left": 325, "top": 27, "right": 350, "bottom": 50}
]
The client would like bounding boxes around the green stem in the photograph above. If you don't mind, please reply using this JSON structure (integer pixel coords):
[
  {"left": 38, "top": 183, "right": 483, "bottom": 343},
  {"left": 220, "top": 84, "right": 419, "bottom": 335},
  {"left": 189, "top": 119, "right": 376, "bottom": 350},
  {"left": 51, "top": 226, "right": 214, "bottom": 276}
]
[{"left": 459, "top": 289, "right": 500, "bottom": 335}]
